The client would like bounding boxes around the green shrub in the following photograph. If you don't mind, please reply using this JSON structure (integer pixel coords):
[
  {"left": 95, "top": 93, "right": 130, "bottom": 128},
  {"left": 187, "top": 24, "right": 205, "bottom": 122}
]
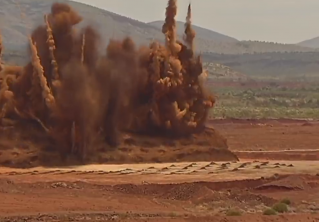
[
  {"left": 225, "top": 209, "right": 242, "bottom": 216},
  {"left": 272, "top": 203, "right": 288, "bottom": 213},
  {"left": 280, "top": 198, "right": 291, "bottom": 205},
  {"left": 263, "top": 208, "right": 277, "bottom": 215}
]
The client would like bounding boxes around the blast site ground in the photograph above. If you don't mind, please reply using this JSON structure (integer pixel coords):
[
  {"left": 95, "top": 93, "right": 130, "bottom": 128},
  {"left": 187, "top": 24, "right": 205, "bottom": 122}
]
[{"left": 0, "top": 119, "right": 319, "bottom": 221}]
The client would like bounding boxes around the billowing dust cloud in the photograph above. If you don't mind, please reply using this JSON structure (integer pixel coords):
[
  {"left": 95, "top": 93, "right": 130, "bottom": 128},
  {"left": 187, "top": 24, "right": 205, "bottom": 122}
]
[{"left": 0, "top": 0, "right": 215, "bottom": 160}]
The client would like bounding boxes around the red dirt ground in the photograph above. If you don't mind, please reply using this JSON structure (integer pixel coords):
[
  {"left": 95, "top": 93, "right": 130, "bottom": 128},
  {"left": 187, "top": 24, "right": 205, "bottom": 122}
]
[
  {"left": 1, "top": 172, "right": 319, "bottom": 221},
  {"left": 209, "top": 119, "right": 319, "bottom": 160},
  {"left": 210, "top": 119, "right": 319, "bottom": 155},
  {"left": 1, "top": 119, "right": 319, "bottom": 221}
]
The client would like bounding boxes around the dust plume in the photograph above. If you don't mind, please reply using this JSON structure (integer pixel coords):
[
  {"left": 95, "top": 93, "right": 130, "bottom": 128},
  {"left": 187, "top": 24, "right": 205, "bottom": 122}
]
[
  {"left": 184, "top": 3, "right": 196, "bottom": 51},
  {"left": 0, "top": 0, "right": 215, "bottom": 161},
  {"left": 162, "top": 0, "right": 181, "bottom": 54}
]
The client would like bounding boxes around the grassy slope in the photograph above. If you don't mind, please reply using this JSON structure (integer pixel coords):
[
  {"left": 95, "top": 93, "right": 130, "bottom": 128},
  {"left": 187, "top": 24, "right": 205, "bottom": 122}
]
[
  {"left": 207, "top": 80, "right": 319, "bottom": 119},
  {"left": 202, "top": 52, "right": 319, "bottom": 79}
]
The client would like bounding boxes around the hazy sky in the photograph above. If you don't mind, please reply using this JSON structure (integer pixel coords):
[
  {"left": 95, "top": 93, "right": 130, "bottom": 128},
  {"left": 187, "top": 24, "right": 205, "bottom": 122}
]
[{"left": 73, "top": 0, "right": 319, "bottom": 44}]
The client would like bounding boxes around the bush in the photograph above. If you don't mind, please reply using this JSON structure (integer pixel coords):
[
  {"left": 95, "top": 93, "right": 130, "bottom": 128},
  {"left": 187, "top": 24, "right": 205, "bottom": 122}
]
[
  {"left": 263, "top": 208, "right": 277, "bottom": 215},
  {"left": 280, "top": 198, "right": 291, "bottom": 205},
  {"left": 272, "top": 203, "right": 288, "bottom": 213},
  {"left": 225, "top": 209, "right": 242, "bottom": 216}
]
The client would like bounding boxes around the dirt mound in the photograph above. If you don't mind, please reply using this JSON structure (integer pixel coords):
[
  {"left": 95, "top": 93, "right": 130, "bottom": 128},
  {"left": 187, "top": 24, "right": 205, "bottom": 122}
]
[
  {"left": 111, "top": 178, "right": 281, "bottom": 203},
  {"left": 159, "top": 183, "right": 214, "bottom": 201},
  {"left": 97, "top": 180, "right": 278, "bottom": 211},
  {"left": 256, "top": 175, "right": 311, "bottom": 191},
  {"left": 193, "top": 190, "right": 276, "bottom": 210},
  {"left": 0, "top": 125, "right": 235, "bottom": 168},
  {"left": 112, "top": 183, "right": 215, "bottom": 201},
  {"left": 113, "top": 182, "right": 233, "bottom": 202}
]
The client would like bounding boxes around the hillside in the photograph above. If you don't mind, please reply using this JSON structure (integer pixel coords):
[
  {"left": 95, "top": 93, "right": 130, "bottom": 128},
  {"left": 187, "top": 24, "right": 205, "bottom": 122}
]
[
  {"left": 203, "top": 52, "right": 319, "bottom": 79},
  {"left": 203, "top": 62, "right": 250, "bottom": 81},
  {"left": 0, "top": 0, "right": 317, "bottom": 56},
  {"left": 148, "top": 20, "right": 238, "bottom": 43},
  {"left": 298, "top": 37, "right": 319, "bottom": 49},
  {"left": 0, "top": 0, "right": 168, "bottom": 52}
]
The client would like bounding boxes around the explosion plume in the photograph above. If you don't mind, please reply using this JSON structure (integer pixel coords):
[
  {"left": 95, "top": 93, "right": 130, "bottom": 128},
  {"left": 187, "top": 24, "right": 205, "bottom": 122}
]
[
  {"left": 184, "top": 3, "right": 196, "bottom": 51},
  {"left": 0, "top": 1, "right": 215, "bottom": 160}
]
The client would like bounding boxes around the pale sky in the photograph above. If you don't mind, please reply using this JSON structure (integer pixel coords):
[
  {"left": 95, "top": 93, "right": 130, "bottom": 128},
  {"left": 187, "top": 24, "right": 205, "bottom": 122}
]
[{"left": 73, "top": 0, "right": 319, "bottom": 44}]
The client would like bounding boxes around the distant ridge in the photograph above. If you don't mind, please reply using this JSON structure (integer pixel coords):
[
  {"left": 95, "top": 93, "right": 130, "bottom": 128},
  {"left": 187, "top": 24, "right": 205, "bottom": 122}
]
[
  {"left": 298, "top": 36, "right": 319, "bottom": 49},
  {"left": 0, "top": 0, "right": 317, "bottom": 56}
]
